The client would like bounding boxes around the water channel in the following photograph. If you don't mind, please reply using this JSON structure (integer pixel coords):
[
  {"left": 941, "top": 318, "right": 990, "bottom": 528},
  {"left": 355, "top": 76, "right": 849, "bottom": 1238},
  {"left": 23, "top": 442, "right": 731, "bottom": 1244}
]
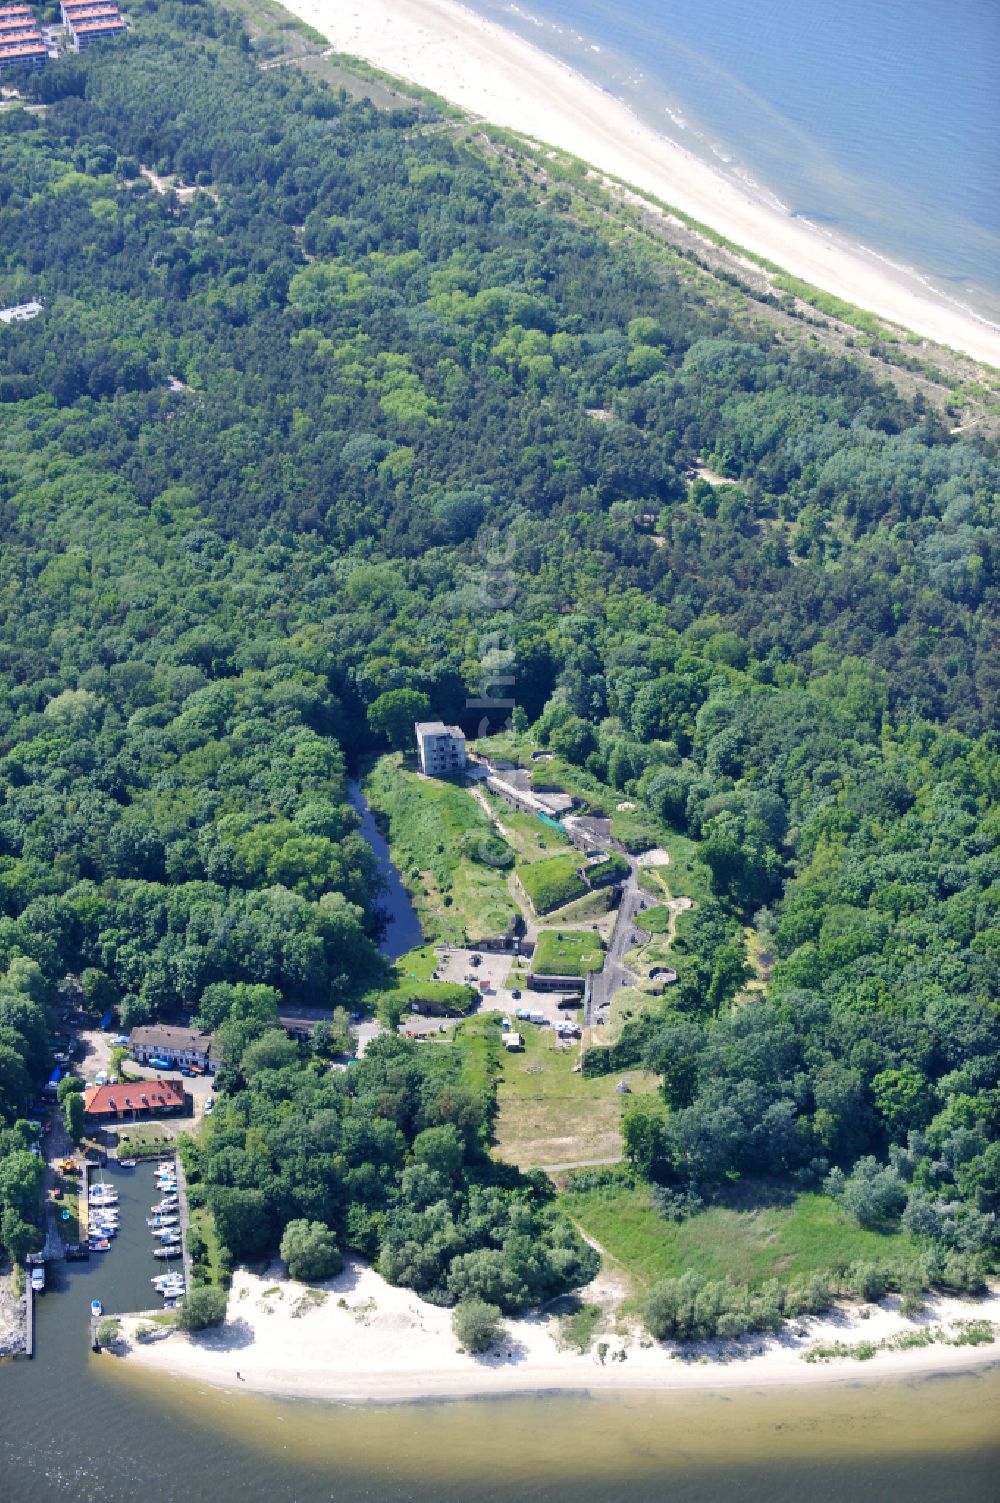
[
  {"left": 1, "top": 795, "right": 997, "bottom": 1500},
  {"left": 348, "top": 777, "right": 424, "bottom": 959}
]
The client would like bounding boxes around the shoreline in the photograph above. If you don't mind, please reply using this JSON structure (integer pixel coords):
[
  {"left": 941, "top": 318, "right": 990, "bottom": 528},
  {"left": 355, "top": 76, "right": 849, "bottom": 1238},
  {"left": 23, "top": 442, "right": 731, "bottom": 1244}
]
[
  {"left": 117, "top": 1262, "right": 1000, "bottom": 1406},
  {"left": 275, "top": 0, "right": 1000, "bottom": 369}
]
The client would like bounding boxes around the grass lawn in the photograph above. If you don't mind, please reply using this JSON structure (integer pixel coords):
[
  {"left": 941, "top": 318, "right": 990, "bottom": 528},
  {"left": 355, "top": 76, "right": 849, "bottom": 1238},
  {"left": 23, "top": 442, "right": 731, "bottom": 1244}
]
[
  {"left": 364, "top": 944, "right": 476, "bottom": 1026},
  {"left": 610, "top": 807, "right": 659, "bottom": 853},
  {"left": 114, "top": 1126, "right": 179, "bottom": 1157},
  {"left": 638, "top": 833, "right": 711, "bottom": 907},
  {"left": 560, "top": 1183, "right": 921, "bottom": 1294},
  {"left": 532, "top": 927, "right": 604, "bottom": 977},
  {"left": 486, "top": 800, "right": 571, "bottom": 862},
  {"left": 187, "top": 1203, "right": 229, "bottom": 1287},
  {"left": 517, "top": 853, "right": 587, "bottom": 914},
  {"left": 364, "top": 756, "right": 518, "bottom": 943},
  {"left": 484, "top": 1019, "right": 657, "bottom": 1170},
  {"left": 639, "top": 905, "right": 672, "bottom": 933}
]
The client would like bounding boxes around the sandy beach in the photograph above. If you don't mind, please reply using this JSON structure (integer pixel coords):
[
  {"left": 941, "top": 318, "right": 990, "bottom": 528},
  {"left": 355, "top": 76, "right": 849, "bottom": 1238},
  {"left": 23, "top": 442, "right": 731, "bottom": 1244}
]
[
  {"left": 118, "top": 1261, "right": 1000, "bottom": 1403},
  {"left": 276, "top": 0, "right": 1000, "bottom": 368}
]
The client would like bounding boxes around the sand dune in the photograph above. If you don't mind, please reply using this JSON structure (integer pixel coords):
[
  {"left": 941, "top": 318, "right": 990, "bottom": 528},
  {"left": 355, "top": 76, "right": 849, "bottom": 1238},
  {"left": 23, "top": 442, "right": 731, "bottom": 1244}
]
[{"left": 276, "top": 0, "right": 1000, "bottom": 368}]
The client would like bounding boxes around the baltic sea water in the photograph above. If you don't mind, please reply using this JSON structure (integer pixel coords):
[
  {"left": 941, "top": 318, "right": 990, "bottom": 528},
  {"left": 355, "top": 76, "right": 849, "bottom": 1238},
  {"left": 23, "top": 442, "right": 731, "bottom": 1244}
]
[{"left": 464, "top": 0, "right": 1000, "bottom": 326}]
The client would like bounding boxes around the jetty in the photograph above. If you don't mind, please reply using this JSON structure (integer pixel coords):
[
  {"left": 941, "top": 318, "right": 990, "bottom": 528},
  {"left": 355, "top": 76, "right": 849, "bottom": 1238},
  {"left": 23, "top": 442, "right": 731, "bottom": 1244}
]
[{"left": 24, "top": 1273, "right": 33, "bottom": 1358}]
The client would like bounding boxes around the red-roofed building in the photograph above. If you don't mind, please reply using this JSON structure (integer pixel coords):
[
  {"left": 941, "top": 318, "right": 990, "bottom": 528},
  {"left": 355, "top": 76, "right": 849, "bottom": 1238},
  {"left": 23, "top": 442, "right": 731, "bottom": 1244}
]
[
  {"left": 0, "top": 15, "right": 36, "bottom": 31},
  {"left": 59, "top": 5, "right": 118, "bottom": 19},
  {"left": 0, "top": 39, "right": 44, "bottom": 69},
  {"left": 83, "top": 1078, "right": 188, "bottom": 1122},
  {"left": 0, "top": 6, "right": 34, "bottom": 19},
  {"left": 72, "top": 16, "right": 126, "bottom": 47}
]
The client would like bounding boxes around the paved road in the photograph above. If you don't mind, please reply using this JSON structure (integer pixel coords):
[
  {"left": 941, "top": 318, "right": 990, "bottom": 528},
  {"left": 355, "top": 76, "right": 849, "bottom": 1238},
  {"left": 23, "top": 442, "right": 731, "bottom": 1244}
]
[
  {"left": 536, "top": 1155, "right": 622, "bottom": 1175},
  {"left": 586, "top": 859, "right": 649, "bottom": 1020}
]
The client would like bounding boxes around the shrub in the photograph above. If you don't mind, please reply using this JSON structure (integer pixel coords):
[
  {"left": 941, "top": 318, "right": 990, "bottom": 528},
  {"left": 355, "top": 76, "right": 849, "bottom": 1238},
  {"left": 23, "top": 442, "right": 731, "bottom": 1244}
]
[
  {"left": 849, "top": 1262, "right": 890, "bottom": 1303},
  {"left": 280, "top": 1219, "right": 343, "bottom": 1282},
  {"left": 453, "top": 1298, "right": 504, "bottom": 1353},
  {"left": 825, "top": 1157, "right": 907, "bottom": 1228},
  {"left": 176, "top": 1285, "right": 228, "bottom": 1332}
]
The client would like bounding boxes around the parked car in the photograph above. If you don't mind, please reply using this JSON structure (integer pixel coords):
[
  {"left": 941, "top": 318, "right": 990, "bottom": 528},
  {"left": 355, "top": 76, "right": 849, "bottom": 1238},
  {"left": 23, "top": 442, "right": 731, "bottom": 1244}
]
[
  {"left": 180, "top": 1067, "right": 196, "bottom": 1077},
  {"left": 204, "top": 1097, "right": 214, "bottom": 1116},
  {"left": 148, "top": 1057, "right": 172, "bottom": 1071},
  {"left": 470, "top": 955, "right": 482, "bottom": 967},
  {"left": 510, "top": 989, "right": 522, "bottom": 999}
]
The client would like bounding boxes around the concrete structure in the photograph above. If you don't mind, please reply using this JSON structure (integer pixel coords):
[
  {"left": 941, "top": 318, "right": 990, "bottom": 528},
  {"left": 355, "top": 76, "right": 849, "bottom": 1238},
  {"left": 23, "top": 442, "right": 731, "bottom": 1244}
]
[
  {"left": 527, "top": 972, "right": 586, "bottom": 994},
  {"left": 83, "top": 1078, "right": 187, "bottom": 1123},
  {"left": 562, "top": 814, "right": 613, "bottom": 853},
  {"left": 128, "top": 1025, "right": 217, "bottom": 1070},
  {"left": 484, "top": 769, "right": 574, "bottom": 819},
  {"left": 415, "top": 720, "right": 466, "bottom": 777},
  {"left": 279, "top": 1013, "right": 321, "bottom": 1041}
]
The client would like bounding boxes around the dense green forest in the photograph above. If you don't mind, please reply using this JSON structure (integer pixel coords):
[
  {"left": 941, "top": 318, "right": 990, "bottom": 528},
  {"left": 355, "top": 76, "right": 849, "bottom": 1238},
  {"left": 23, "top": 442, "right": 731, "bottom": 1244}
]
[{"left": 0, "top": 0, "right": 996, "bottom": 1312}]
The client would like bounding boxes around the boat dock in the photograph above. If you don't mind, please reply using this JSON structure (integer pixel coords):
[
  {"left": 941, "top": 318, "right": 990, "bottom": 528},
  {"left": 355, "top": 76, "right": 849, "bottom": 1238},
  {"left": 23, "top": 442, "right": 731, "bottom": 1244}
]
[
  {"left": 79, "top": 1161, "right": 89, "bottom": 1244},
  {"left": 173, "top": 1152, "right": 193, "bottom": 1288},
  {"left": 24, "top": 1274, "right": 34, "bottom": 1358}
]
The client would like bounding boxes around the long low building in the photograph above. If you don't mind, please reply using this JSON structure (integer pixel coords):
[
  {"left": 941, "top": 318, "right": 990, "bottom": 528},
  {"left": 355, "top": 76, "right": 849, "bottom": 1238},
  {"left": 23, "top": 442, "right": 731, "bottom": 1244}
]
[
  {"left": 71, "top": 16, "right": 126, "bottom": 48},
  {"left": 128, "top": 1024, "right": 217, "bottom": 1070},
  {"left": 0, "top": 4, "right": 45, "bottom": 71},
  {"left": 485, "top": 771, "right": 575, "bottom": 820},
  {"left": 0, "top": 39, "right": 45, "bottom": 70},
  {"left": 84, "top": 1079, "right": 187, "bottom": 1122}
]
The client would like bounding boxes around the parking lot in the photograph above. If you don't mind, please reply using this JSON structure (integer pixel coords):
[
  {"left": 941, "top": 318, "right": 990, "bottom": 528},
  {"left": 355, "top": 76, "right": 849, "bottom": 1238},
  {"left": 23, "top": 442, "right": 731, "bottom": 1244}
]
[
  {"left": 434, "top": 946, "right": 583, "bottom": 1027},
  {"left": 57, "top": 1019, "right": 215, "bottom": 1122}
]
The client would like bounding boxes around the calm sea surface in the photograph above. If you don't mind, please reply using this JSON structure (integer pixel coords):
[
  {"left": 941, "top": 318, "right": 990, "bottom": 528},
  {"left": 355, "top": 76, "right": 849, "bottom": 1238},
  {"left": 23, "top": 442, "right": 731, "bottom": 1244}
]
[
  {"left": 0, "top": 1147, "right": 997, "bottom": 1498},
  {"left": 464, "top": 0, "right": 1000, "bottom": 326}
]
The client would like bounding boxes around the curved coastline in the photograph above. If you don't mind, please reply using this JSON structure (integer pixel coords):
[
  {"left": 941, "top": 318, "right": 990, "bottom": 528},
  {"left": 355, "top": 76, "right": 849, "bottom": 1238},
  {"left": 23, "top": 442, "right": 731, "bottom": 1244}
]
[
  {"left": 276, "top": 0, "right": 1000, "bottom": 368},
  {"left": 116, "top": 1262, "right": 1000, "bottom": 1406}
]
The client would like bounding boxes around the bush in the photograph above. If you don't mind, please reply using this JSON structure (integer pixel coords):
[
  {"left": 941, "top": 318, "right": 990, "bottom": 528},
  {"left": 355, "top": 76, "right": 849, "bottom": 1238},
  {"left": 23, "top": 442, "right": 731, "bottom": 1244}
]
[
  {"left": 280, "top": 1218, "right": 343, "bottom": 1282},
  {"left": 849, "top": 1262, "right": 890, "bottom": 1303},
  {"left": 453, "top": 1298, "right": 504, "bottom": 1353},
  {"left": 825, "top": 1157, "right": 907, "bottom": 1228},
  {"left": 176, "top": 1285, "right": 228, "bottom": 1332},
  {"left": 644, "top": 1269, "right": 834, "bottom": 1343}
]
